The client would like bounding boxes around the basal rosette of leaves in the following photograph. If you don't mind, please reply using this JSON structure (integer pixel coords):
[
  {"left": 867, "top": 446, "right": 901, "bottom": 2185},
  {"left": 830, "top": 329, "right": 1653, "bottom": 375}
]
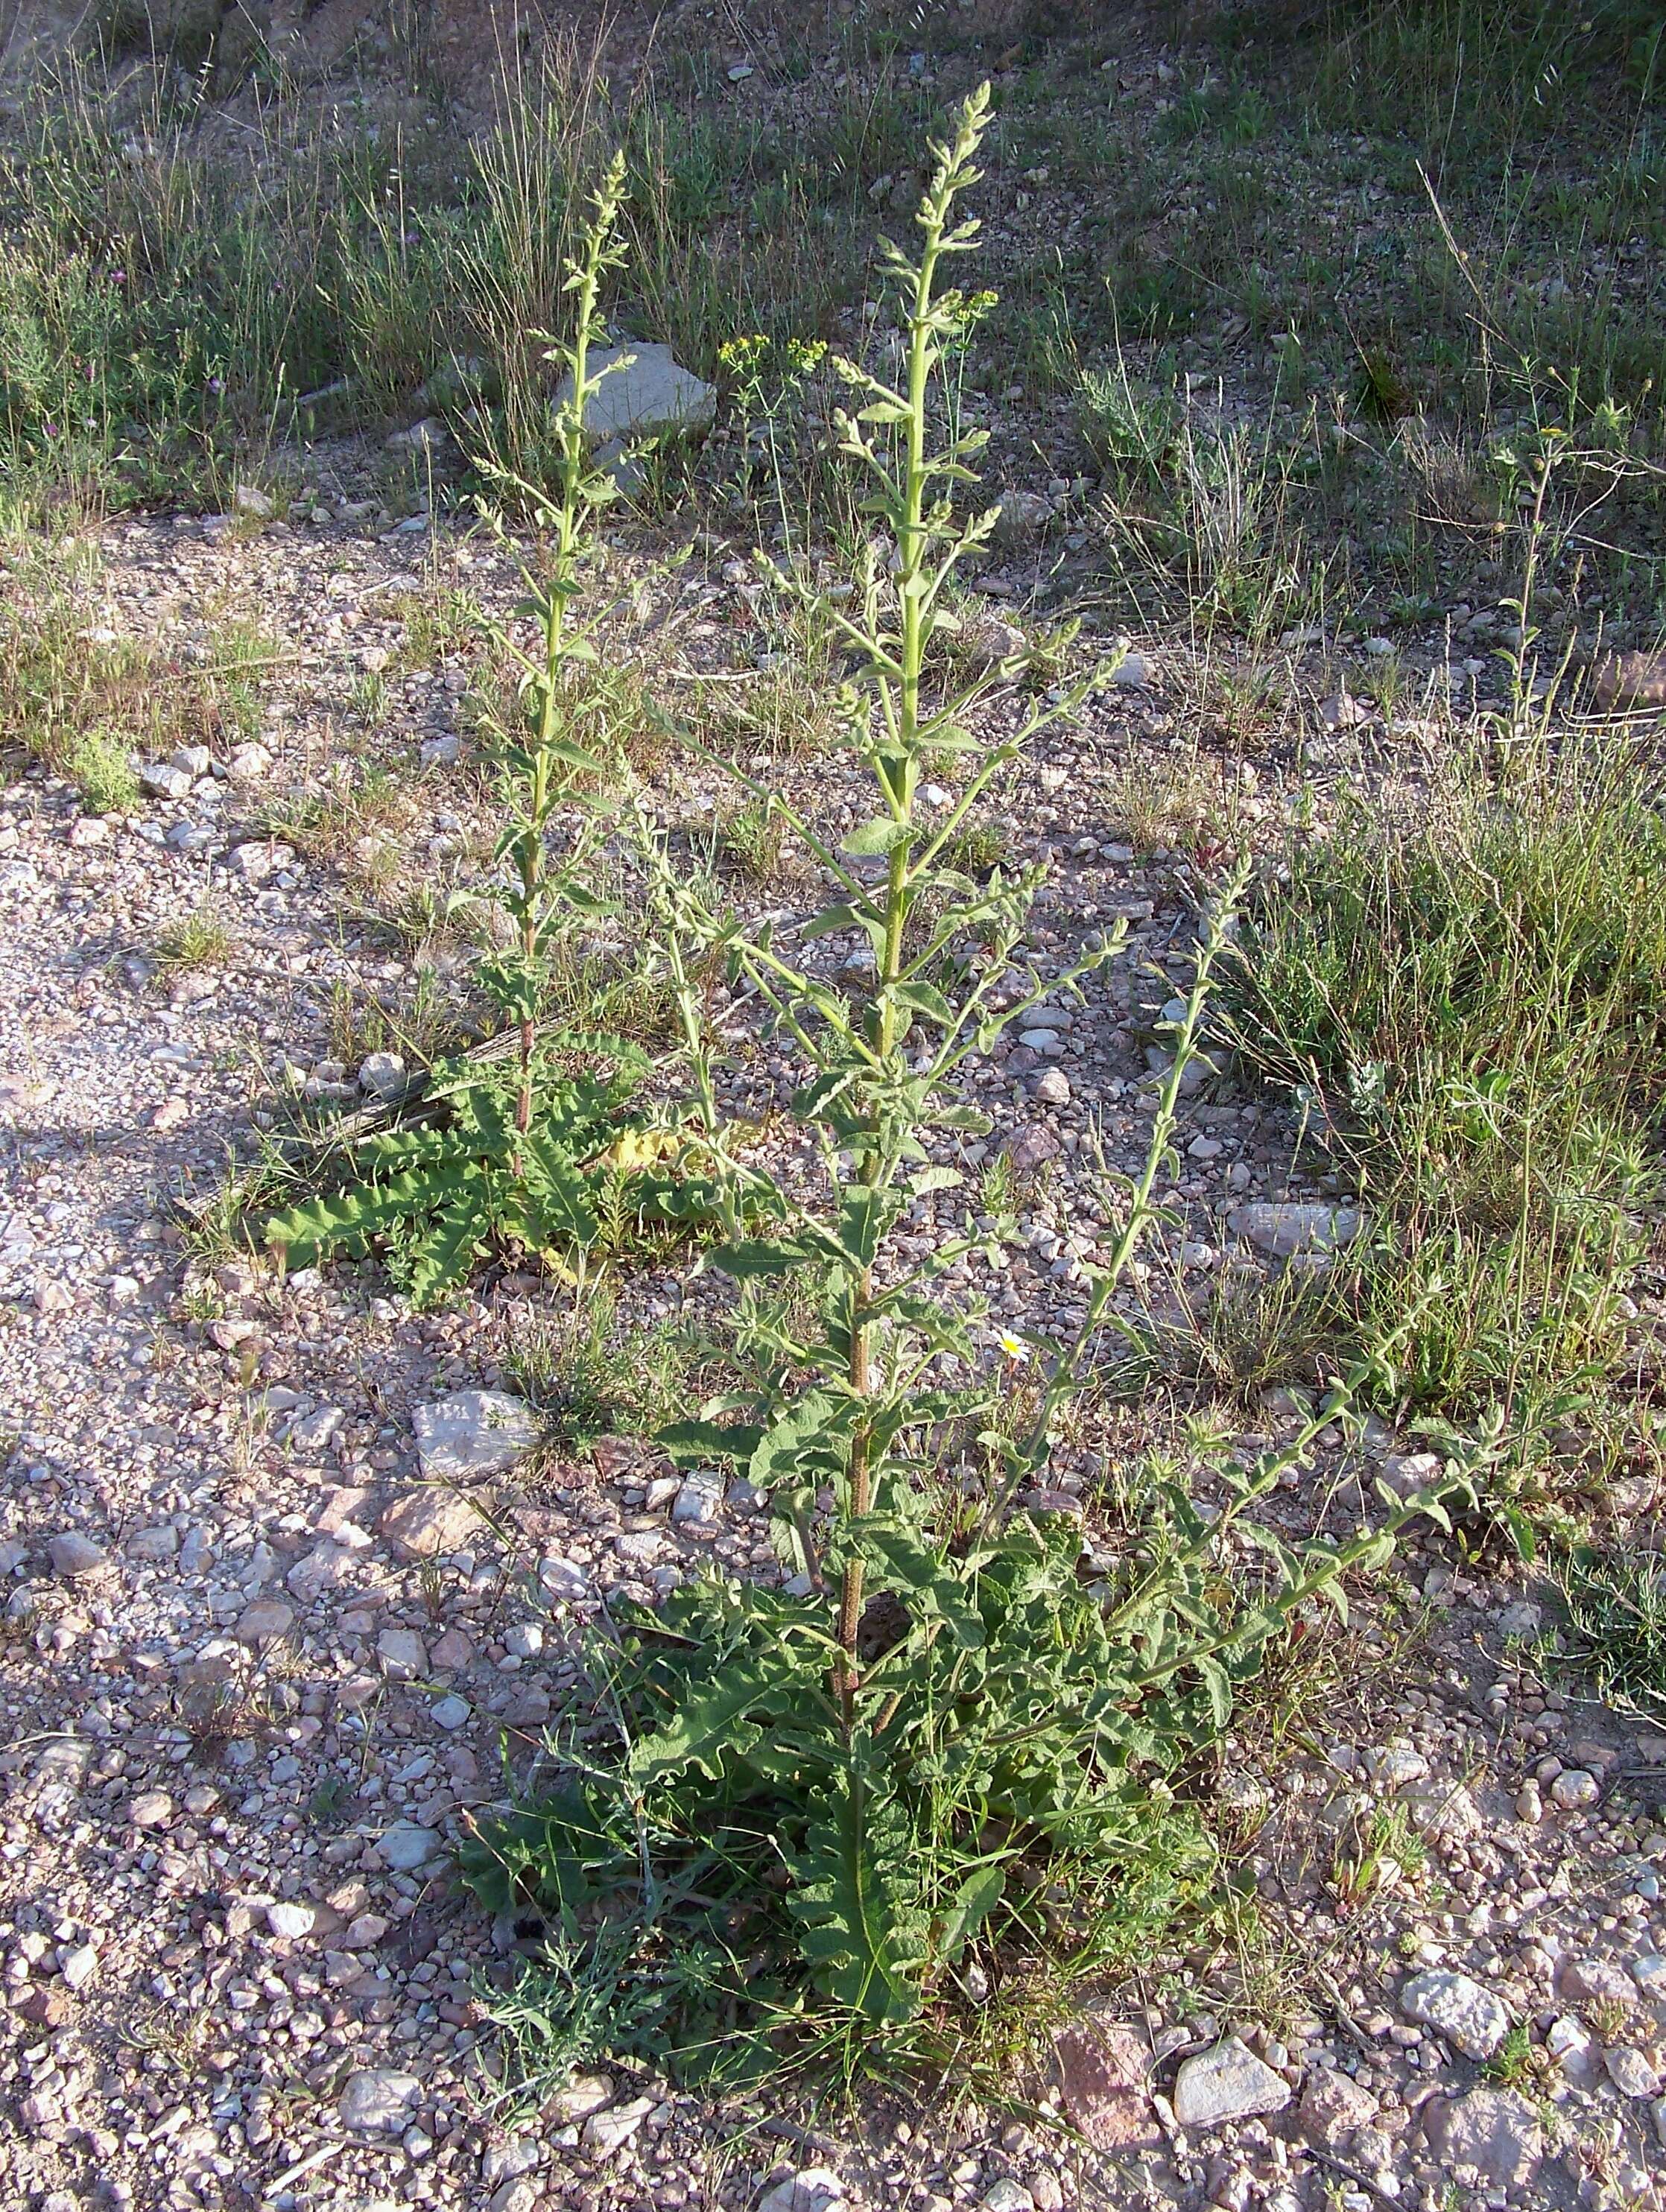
[
  {"left": 262, "top": 1043, "right": 720, "bottom": 1309},
  {"left": 460, "top": 88, "right": 1477, "bottom": 2082}
]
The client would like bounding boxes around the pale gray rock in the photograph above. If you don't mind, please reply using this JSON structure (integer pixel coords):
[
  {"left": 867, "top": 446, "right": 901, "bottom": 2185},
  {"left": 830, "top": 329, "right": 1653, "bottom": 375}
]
[
  {"left": 378, "top": 1822, "right": 441, "bottom": 1872},
  {"left": 1559, "top": 1954, "right": 1638, "bottom": 2004},
  {"left": 224, "top": 741, "right": 272, "bottom": 785},
  {"left": 981, "top": 2184, "right": 1033, "bottom": 2212},
  {"left": 1298, "top": 2067, "right": 1378, "bottom": 2148},
  {"left": 1033, "top": 1068, "right": 1071, "bottom": 1107},
  {"left": 481, "top": 2136, "right": 541, "bottom": 2186},
  {"left": 1400, "top": 1968, "right": 1511, "bottom": 2060},
  {"left": 672, "top": 1469, "right": 723, "bottom": 1526},
  {"left": 1606, "top": 2046, "right": 1661, "bottom": 2098},
  {"left": 60, "top": 1942, "right": 98, "bottom": 1989},
  {"left": 1424, "top": 2088, "right": 1542, "bottom": 2187},
  {"left": 1549, "top": 1767, "right": 1599, "bottom": 1810},
  {"left": 414, "top": 1389, "right": 541, "bottom": 1483},
  {"left": 560, "top": 343, "right": 715, "bottom": 445},
  {"left": 235, "top": 1596, "right": 294, "bottom": 1644},
  {"left": 266, "top": 1902, "right": 314, "bottom": 1939},
  {"left": 581, "top": 2094, "right": 655, "bottom": 2153},
  {"left": 1226, "top": 1202, "right": 1364, "bottom": 1258},
  {"left": 140, "top": 761, "right": 194, "bottom": 800},
  {"left": 339, "top": 2069, "right": 422, "bottom": 2132},
  {"left": 1362, "top": 1743, "right": 1428, "bottom": 1788},
  {"left": 377, "top": 1628, "right": 428, "bottom": 1680},
  {"left": 488, "top": 2180, "right": 539, "bottom": 2212},
  {"left": 285, "top": 1538, "right": 362, "bottom": 1603},
  {"left": 758, "top": 2171, "right": 846, "bottom": 2212},
  {"left": 48, "top": 1533, "right": 108, "bottom": 1578},
  {"left": 289, "top": 1404, "right": 344, "bottom": 1452},
  {"left": 538, "top": 1553, "right": 592, "bottom": 1600},
  {"left": 357, "top": 1050, "right": 405, "bottom": 1099},
  {"left": 229, "top": 840, "right": 294, "bottom": 882},
  {"left": 990, "top": 489, "right": 1052, "bottom": 545},
  {"left": 1171, "top": 2036, "right": 1291, "bottom": 2126},
  {"left": 1402, "top": 1780, "right": 1484, "bottom": 1842}
]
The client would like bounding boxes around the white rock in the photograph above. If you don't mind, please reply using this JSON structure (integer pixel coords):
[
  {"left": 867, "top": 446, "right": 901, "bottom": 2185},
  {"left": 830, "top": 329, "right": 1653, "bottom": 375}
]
[
  {"left": 1547, "top": 2015, "right": 1598, "bottom": 2084},
  {"left": 1400, "top": 1969, "right": 1512, "bottom": 2060},
  {"left": 224, "top": 741, "right": 273, "bottom": 785},
  {"left": 1631, "top": 1953, "right": 1665, "bottom": 2000},
  {"left": 581, "top": 2094, "right": 655, "bottom": 2153},
  {"left": 481, "top": 2136, "right": 541, "bottom": 2186},
  {"left": 414, "top": 1389, "right": 542, "bottom": 1483},
  {"left": 672, "top": 1469, "right": 723, "bottom": 1526},
  {"left": 1363, "top": 1743, "right": 1429, "bottom": 1789},
  {"left": 266, "top": 1902, "right": 315, "bottom": 1939},
  {"left": 339, "top": 2069, "right": 421, "bottom": 2132},
  {"left": 758, "top": 2171, "right": 846, "bottom": 2212},
  {"left": 431, "top": 1693, "right": 471, "bottom": 1731},
  {"left": 1606, "top": 2047, "right": 1661, "bottom": 2098},
  {"left": 140, "top": 762, "right": 194, "bottom": 800},
  {"left": 1033, "top": 1068, "right": 1071, "bottom": 1107},
  {"left": 1226, "top": 1202, "right": 1364, "bottom": 1258},
  {"left": 357, "top": 1050, "right": 405, "bottom": 1099},
  {"left": 60, "top": 1943, "right": 98, "bottom": 1989},
  {"left": 1171, "top": 2036, "right": 1292, "bottom": 2126},
  {"left": 420, "top": 733, "right": 461, "bottom": 768},
  {"left": 1549, "top": 1767, "right": 1599, "bottom": 1810},
  {"left": 232, "top": 481, "right": 275, "bottom": 520},
  {"left": 981, "top": 2184, "right": 1033, "bottom": 2212},
  {"left": 1111, "top": 648, "right": 1149, "bottom": 688},
  {"left": 560, "top": 344, "right": 716, "bottom": 444},
  {"left": 378, "top": 1822, "right": 441, "bottom": 1872},
  {"left": 289, "top": 1404, "right": 344, "bottom": 1452}
]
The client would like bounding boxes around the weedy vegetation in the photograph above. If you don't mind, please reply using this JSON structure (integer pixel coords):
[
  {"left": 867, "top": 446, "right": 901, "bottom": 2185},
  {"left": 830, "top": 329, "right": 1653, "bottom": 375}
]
[
  {"left": 458, "top": 95, "right": 1472, "bottom": 2088},
  {"left": 7, "top": 0, "right": 1665, "bottom": 2130}
]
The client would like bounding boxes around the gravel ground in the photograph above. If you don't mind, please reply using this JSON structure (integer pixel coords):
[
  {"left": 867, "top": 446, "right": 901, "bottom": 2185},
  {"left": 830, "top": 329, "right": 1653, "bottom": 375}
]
[{"left": 3, "top": 507, "right": 1665, "bottom": 2212}]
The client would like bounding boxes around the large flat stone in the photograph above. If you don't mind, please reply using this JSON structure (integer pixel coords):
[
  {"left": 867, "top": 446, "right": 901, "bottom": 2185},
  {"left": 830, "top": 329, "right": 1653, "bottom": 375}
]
[
  {"left": 560, "top": 343, "right": 716, "bottom": 444},
  {"left": 1425, "top": 2088, "right": 1542, "bottom": 2186},
  {"left": 412, "top": 1390, "right": 540, "bottom": 1483},
  {"left": 1171, "top": 2036, "right": 1291, "bottom": 2126},
  {"left": 1401, "top": 1968, "right": 1511, "bottom": 2060}
]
